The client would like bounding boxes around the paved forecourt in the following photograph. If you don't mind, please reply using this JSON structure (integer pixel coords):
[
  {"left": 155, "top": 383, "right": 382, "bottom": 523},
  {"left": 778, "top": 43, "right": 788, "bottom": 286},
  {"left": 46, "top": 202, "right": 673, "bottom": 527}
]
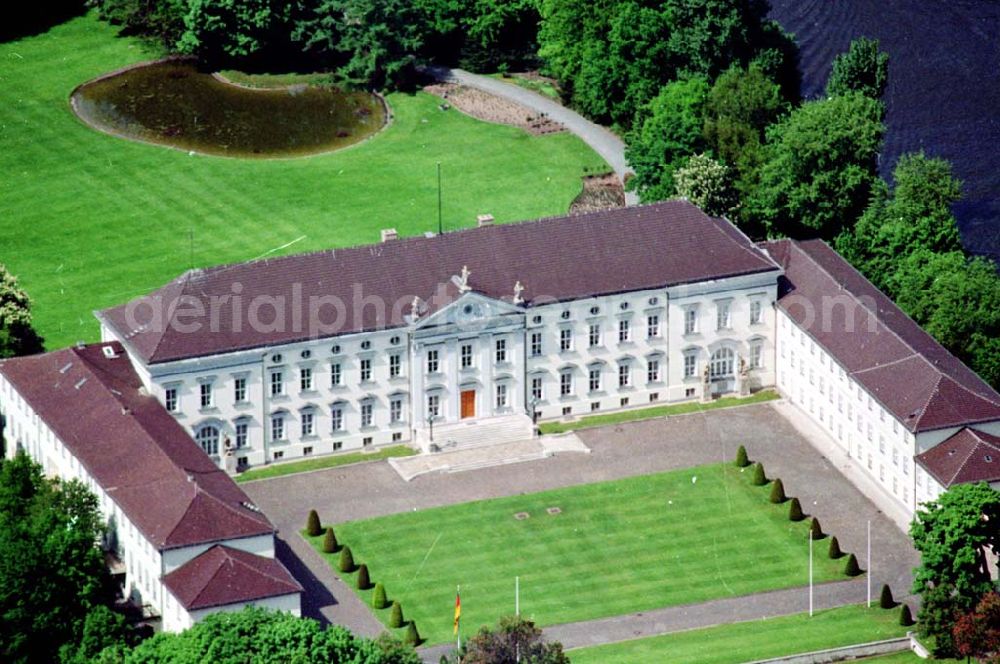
[{"left": 243, "top": 401, "right": 918, "bottom": 641}]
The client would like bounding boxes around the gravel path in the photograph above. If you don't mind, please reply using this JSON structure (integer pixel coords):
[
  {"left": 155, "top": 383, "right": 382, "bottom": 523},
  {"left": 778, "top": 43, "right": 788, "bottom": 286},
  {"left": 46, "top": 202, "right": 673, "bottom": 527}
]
[
  {"left": 424, "top": 66, "right": 639, "bottom": 206},
  {"left": 244, "top": 402, "right": 918, "bottom": 659}
]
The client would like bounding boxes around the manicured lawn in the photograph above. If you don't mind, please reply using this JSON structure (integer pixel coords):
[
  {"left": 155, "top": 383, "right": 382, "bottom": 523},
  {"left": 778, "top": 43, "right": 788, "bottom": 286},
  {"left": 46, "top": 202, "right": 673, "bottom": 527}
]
[
  {"left": 569, "top": 604, "right": 909, "bottom": 664},
  {"left": 306, "top": 462, "right": 852, "bottom": 645},
  {"left": 235, "top": 445, "right": 415, "bottom": 483},
  {"left": 0, "top": 13, "right": 606, "bottom": 350},
  {"left": 538, "top": 390, "right": 780, "bottom": 434}
]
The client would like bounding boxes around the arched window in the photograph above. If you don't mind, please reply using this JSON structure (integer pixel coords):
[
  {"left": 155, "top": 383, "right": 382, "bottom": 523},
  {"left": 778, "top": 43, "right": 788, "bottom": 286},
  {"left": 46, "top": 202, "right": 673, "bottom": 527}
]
[
  {"left": 195, "top": 425, "right": 220, "bottom": 456},
  {"left": 710, "top": 348, "right": 735, "bottom": 378}
]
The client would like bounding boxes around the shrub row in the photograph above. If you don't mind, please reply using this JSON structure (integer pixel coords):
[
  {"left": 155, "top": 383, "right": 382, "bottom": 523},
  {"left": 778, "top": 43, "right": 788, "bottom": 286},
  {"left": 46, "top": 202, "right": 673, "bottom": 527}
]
[{"left": 306, "top": 510, "right": 422, "bottom": 645}]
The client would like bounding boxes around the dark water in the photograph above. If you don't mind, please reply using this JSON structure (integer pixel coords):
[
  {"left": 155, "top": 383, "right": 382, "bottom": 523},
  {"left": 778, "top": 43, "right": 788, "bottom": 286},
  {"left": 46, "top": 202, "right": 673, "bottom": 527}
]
[
  {"left": 72, "top": 61, "right": 387, "bottom": 158},
  {"left": 768, "top": 0, "right": 1000, "bottom": 262}
]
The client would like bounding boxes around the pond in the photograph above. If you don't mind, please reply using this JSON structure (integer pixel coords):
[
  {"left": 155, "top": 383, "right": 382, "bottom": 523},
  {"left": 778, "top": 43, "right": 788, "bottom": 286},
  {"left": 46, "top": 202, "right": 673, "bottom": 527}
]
[{"left": 71, "top": 60, "right": 388, "bottom": 158}]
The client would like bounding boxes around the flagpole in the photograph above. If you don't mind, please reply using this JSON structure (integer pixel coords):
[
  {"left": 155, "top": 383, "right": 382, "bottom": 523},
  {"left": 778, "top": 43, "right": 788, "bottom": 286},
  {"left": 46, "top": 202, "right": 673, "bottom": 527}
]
[
  {"left": 456, "top": 584, "right": 461, "bottom": 651},
  {"left": 809, "top": 533, "right": 814, "bottom": 617}
]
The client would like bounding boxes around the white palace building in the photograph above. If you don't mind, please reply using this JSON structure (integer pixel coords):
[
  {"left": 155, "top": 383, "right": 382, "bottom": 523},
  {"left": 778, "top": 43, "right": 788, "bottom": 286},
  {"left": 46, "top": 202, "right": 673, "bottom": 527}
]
[{"left": 2, "top": 200, "right": 1000, "bottom": 627}]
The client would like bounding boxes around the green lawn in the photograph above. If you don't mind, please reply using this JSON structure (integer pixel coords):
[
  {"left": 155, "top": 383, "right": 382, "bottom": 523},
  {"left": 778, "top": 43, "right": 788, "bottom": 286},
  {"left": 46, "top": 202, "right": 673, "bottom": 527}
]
[
  {"left": 235, "top": 445, "right": 415, "bottom": 483},
  {"left": 569, "top": 604, "right": 909, "bottom": 664},
  {"left": 0, "top": 13, "right": 606, "bottom": 350},
  {"left": 538, "top": 390, "right": 780, "bottom": 434},
  {"left": 306, "top": 462, "right": 852, "bottom": 645}
]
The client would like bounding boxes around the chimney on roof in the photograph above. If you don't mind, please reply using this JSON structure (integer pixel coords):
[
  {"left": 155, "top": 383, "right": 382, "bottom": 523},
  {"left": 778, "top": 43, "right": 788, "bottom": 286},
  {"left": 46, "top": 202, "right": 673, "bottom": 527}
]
[
  {"left": 477, "top": 214, "right": 494, "bottom": 227},
  {"left": 380, "top": 228, "right": 398, "bottom": 242}
]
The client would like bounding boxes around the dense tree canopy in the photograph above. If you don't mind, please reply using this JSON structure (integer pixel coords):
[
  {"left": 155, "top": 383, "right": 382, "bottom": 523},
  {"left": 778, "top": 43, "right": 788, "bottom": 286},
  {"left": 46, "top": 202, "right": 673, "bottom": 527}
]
[
  {"left": 625, "top": 76, "right": 710, "bottom": 202},
  {"left": 746, "top": 92, "right": 884, "bottom": 238},
  {"left": 177, "top": 0, "right": 292, "bottom": 65},
  {"left": 826, "top": 36, "right": 889, "bottom": 100},
  {"left": 673, "top": 153, "right": 739, "bottom": 218},
  {"left": 0, "top": 263, "right": 44, "bottom": 358},
  {"left": 0, "top": 453, "right": 122, "bottom": 663},
  {"left": 443, "top": 615, "right": 569, "bottom": 664},
  {"left": 123, "top": 607, "right": 419, "bottom": 663},
  {"left": 836, "top": 152, "right": 963, "bottom": 292}
]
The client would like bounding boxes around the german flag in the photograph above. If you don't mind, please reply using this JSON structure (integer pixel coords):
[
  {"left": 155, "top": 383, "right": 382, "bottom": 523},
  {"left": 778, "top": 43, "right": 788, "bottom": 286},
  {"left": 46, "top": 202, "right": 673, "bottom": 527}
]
[{"left": 453, "top": 588, "right": 461, "bottom": 635}]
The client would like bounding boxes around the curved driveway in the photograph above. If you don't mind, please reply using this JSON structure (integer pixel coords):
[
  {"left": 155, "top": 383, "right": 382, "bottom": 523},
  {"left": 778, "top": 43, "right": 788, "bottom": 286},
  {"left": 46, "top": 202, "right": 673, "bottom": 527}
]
[{"left": 425, "top": 66, "right": 639, "bottom": 206}]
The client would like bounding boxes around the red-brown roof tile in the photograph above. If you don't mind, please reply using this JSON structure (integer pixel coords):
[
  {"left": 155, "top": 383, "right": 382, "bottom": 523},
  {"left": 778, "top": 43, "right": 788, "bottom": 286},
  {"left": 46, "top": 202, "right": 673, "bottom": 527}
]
[
  {"left": 764, "top": 239, "right": 1000, "bottom": 433},
  {"left": 99, "top": 200, "right": 779, "bottom": 364},
  {"left": 162, "top": 545, "right": 301, "bottom": 611},
  {"left": 915, "top": 428, "right": 1000, "bottom": 487},
  {"left": 0, "top": 344, "right": 274, "bottom": 549}
]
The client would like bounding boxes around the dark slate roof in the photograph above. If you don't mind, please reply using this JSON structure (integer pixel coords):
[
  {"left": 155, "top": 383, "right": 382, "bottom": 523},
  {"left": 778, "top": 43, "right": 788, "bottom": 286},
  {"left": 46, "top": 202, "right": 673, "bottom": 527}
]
[
  {"left": 162, "top": 545, "right": 301, "bottom": 611},
  {"left": 0, "top": 343, "right": 274, "bottom": 550},
  {"left": 764, "top": 239, "right": 1000, "bottom": 433},
  {"left": 98, "top": 201, "right": 779, "bottom": 364},
  {"left": 915, "top": 428, "right": 1000, "bottom": 487}
]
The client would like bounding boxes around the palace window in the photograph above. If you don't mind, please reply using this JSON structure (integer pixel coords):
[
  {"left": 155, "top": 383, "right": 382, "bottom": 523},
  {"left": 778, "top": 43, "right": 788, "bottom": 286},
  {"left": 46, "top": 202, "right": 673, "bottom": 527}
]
[
  {"left": 165, "top": 387, "right": 178, "bottom": 412},
  {"left": 647, "top": 359, "right": 660, "bottom": 383},
  {"left": 427, "top": 349, "right": 440, "bottom": 374},
  {"left": 716, "top": 301, "right": 732, "bottom": 330},
  {"left": 560, "top": 370, "right": 573, "bottom": 396},
  {"left": 270, "top": 371, "right": 284, "bottom": 397},
  {"left": 618, "top": 363, "right": 631, "bottom": 388},
  {"left": 531, "top": 377, "right": 543, "bottom": 401},
  {"left": 330, "top": 363, "right": 342, "bottom": 387},
  {"left": 589, "top": 367, "right": 601, "bottom": 393},
  {"left": 710, "top": 347, "right": 735, "bottom": 378},
  {"left": 360, "top": 358, "right": 372, "bottom": 383},
  {"left": 589, "top": 323, "right": 601, "bottom": 348},
  {"left": 389, "top": 353, "right": 401, "bottom": 378},
  {"left": 427, "top": 394, "right": 441, "bottom": 419},
  {"left": 270, "top": 414, "right": 285, "bottom": 442},
  {"left": 360, "top": 402, "right": 373, "bottom": 428},
  {"left": 330, "top": 404, "right": 344, "bottom": 432},
  {"left": 684, "top": 308, "right": 698, "bottom": 335},
  {"left": 390, "top": 397, "right": 403, "bottom": 424},
  {"left": 300, "top": 367, "right": 313, "bottom": 391},
  {"left": 750, "top": 300, "right": 763, "bottom": 325},
  {"left": 618, "top": 319, "right": 631, "bottom": 343},
  {"left": 200, "top": 382, "right": 213, "bottom": 409},
  {"left": 301, "top": 410, "right": 315, "bottom": 437},
  {"left": 495, "top": 339, "right": 507, "bottom": 364},
  {"left": 560, "top": 328, "right": 573, "bottom": 352},
  {"left": 749, "top": 342, "right": 763, "bottom": 370},
  {"left": 495, "top": 384, "right": 508, "bottom": 409},
  {"left": 234, "top": 377, "right": 247, "bottom": 403},
  {"left": 530, "top": 332, "right": 543, "bottom": 357},
  {"left": 647, "top": 314, "right": 660, "bottom": 339},
  {"left": 684, "top": 352, "right": 697, "bottom": 379},
  {"left": 461, "top": 343, "right": 473, "bottom": 369},
  {"left": 234, "top": 421, "right": 248, "bottom": 448},
  {"left": 195, "top": 425, "right": 220, "bottom": 457}
]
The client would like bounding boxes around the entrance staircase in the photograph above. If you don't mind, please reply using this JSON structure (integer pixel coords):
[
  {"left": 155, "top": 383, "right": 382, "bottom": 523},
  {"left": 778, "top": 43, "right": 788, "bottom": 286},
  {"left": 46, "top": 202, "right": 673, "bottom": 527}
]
[{"left": 414, "top": 414, "right": 535, "bottom": 453}]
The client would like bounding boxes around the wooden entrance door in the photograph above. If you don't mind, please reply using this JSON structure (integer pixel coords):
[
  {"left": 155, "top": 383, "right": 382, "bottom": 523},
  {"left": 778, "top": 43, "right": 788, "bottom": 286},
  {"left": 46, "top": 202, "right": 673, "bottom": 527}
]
[{"left": 460, "top": 390, "right": 476, "bottom": 419}]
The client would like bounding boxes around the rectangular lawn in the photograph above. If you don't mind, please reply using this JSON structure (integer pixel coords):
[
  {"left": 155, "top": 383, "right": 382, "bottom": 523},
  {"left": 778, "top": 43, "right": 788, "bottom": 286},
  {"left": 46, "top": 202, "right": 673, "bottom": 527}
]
[
  {"left": 307, "top": 463, "right": 850, "bottom": 645},
  {"left": 569, "top": 604, "right": 909, "bottom": 664}
]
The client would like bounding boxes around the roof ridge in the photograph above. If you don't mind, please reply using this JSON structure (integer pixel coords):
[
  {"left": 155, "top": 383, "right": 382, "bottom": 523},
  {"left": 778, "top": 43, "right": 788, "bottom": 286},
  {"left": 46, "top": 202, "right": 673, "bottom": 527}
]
[
  {"left": 189, "top": 481, "right": 271, "bottom": 531},
  {"left": 850, "top": 352, "right": 922, "bottom": 375},
  {"left": 713, "top": 215, "right": 781, "bottom": 269},
  {"left": 947, "top": 430, "right": 983, "bottom": 485},
  {"left": 224, "top": 546, "right": 299, "bottom": 589},
  {"left": 187, "top": 546, "right": 231, "bottom": 608}
]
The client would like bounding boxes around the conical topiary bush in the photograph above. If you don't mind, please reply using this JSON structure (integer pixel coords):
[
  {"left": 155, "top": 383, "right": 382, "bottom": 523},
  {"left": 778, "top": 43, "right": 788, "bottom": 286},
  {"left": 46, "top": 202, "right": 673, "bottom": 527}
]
[
  {"left": 372, "top": 582, "right": 387, "bottom": 610},
  {"left": 356, "top": 563, "right": 371, "bottom": 590},
  {"left": 306, "top": 509, "right": 322, "bottom": 537},
  {"left": 809, "top": 517, "right": 824, "bottom": 540},
  {"left": 735, "top": 445, "right": 750, "bottom": 468},
  {"left": 404, "top": 621, "right": 421, "bottom": 646},
  {"left": 900, "top": 604, "right": 914, "bottom": 626},
  {"left": 338, "top": 545, "right": 355, "bottom": 573},
  {"left": 828, "top": 536, "right": 842, "bottom": 559},
  {"left": 769, "top": 478, "right": 786, "bottom": 503},
  {"left": 844, "top": 553, "right": 862, "bottom": 577},
  {"left": 322, "top": 527, "right": 338, "bottom": 553},
  {"left": 751, "top": 462, "right": 767, "bottom": 486},
  {"left": 880, "top": 584, "right": 895, "bottom": 609},
  {"left": 389, "top": 600, "right": 403, "bottom": 628},
  {"left": 788, "top": 497, "right": 805, "bottom": 522}
]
